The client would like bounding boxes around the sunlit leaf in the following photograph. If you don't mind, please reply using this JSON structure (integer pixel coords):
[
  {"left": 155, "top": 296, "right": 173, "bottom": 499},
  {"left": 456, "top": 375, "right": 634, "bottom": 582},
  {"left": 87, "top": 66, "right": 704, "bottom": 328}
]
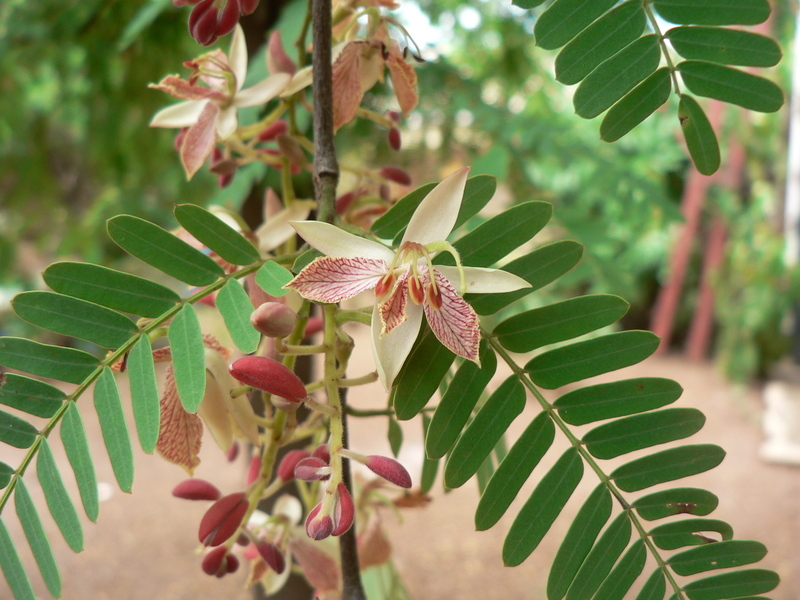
[
  {"left": 168, "top": 304, "right": 206, "bottom": 413},
  {"left": 678, "top": 94, "right": 720, "bottom": 176},
  {"left": 15, "top": 479, "right": 62, "bottom": 597},
  {"left": 653, "top": 0, "right": 770, "bottom": 25},
  {"left": 649, "top": 518, "right": 734, "bottom": 550},
  {"left": 0, "top": 519, "right": 36, "bottom": 600},
  {"left": 256, "top": 261, "right": 294, "bottom": 297},
  {"left": 565, "top": 512, "right": 631, "bottom": 600},
  {"left": 0, "top": 338, "right": 98, "bottom": 384},
  {"left": 682, "top": 570, "right": 779, "bottom": 600},
  {"left": 666, "top": 27, "right": 781, "bottom": 67},
  {"left": 216, "top": 279, "right": 259, "bottom": 354},
  {"left": 600, "top": 68, "right": 671, "bottom": 142},
  {"left": 128, "top": 335, "right": 160, "bottom": 453},
  {"left": 534, "top": 0, "right": 618, "bottom": 50},
  {"left": 61, "top": 402, "right": 99, "bottom": 522},
  {"left": 611, "top": 444, "right": 725, "bottom": 492},
  {"left": 677, "top": 61, "right": 783, "bottom": 113},
  {"left": 592, "top": 539, "right": 646, "bottom": 600},
  {"left": 174, "top": 204, "right": 261, "bottom": 265},
  {"left": 632, "top": 487, "right": 719, "bottom": 521},
  {"left": 37, "top": 439, "right": 84, "bottom": 552},
  {"left": 0, "top": 410, "right": 38, "bottom": 449},
  {"left": 0, "top": 374, "right": 64, "bottom": 418},
  {"left": 668, "top": 540, "right": 767, "bottom": 576},
  {"left": 94, "top": 367, "right": 135, "bottom": 493}
]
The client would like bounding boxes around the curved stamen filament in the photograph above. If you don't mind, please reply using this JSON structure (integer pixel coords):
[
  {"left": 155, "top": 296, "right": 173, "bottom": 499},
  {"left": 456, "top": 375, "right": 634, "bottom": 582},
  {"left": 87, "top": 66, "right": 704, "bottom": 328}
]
[{"left": 424, "top": 241, "right": 466, "bottom": 294}]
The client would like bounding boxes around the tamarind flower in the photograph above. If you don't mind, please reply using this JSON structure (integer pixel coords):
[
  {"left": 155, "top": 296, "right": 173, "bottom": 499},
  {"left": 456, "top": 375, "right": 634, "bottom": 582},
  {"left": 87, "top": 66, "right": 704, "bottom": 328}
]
[{"left": 285, "top": 168, "right": 530, "bottom": 388}]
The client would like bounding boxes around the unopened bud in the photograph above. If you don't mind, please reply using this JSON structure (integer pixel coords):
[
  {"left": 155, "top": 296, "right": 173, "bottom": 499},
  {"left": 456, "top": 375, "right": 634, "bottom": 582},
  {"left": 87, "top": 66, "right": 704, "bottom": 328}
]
[
  {"left": 239, "top": 0, "right": 259, "bottom": 15},
  {"left": 172, "top": 478, "right": 222, "bottom": 501},
  {"left": 379, "top": 166, "right": 412, "bottom": 186},
  {"left": 202, "top": 546, "right": 229, "bottom": 576},
  {"left": 365, "top": 455, "right": 412, "bottom": 488},
  {"left": 189, "top": 0, "right": 239, "bottom": 46},
  {"left": 229, "top": 356, "right": 308, "bottom": 403},
  {"left": 332, "top": 483, "right": 355, "bottom": 536},
  {"left": 305, "top": 504, "right": 334, "bottom": 541},
  {"left": 225, "top": 553, "right": 239, "bottom": 574},
  {"left": 250, "top": 302, "right": 297, "bottom": 338},
  {"left": 294, "top": 456, "right": 331, "bottom": 481},
  {"left": 277, "top": 449, "right": 311, "bottom": 482},
  {"left": 199, "top": 492, "right": 249, "bottom": 546},
  {"left": 227, "top": 442, "right": 240, "bottom": 462},
  {"left": 388, "top": 128, "right": 402, "bottom": 151},
  {"left": 255, "top": 541, "right": 286, "bottom": 574},
  {"left": 312, "top": 444, "right": 330, "bottom": 464},
  {"left": 257, "top": 120, "right": 289, "bottom": 142}
]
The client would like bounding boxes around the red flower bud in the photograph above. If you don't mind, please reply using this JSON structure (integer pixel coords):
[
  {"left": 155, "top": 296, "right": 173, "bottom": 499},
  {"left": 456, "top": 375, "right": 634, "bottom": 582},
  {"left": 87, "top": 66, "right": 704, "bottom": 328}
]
[
  {"left": 257, "top": 119, "right": 289, "bottom": 142},
  {"left": 294, "top": 457, "right": 330, "bottom": 481},
  {"left": 229, "top": 356, "right": 307, "bottom": 403},
  {"left": 199, "top": 492, "right": 249, "bottom": 546},
  {"left": 189, "top": 0, "right": 239, "bottom": 46},
  {"left": 332, "top": 483, "right": 355, "bottom": 537},
  {"left": 246, "top": 455, "right": 262, "bottom": 486},
  {"left": 172, "top": 478, "right": 222, "bottom": 501},
  {"left": 250, "top": 302, "right": 297, "bottom": 338},
  {"left": 227, "top": 442, "right": 240, "bottom": 462},
  {"left": 388, "top": 128, "right": 402, "bottom": 151},
  {"left": 386, "top": 110, "right": 402, "bottom": 123},
  {"left": 255, "top": 541, "right": 285, "bottom": 574},
  {"left": 202, "top": 546, "right": 229, "bottom": 576},
  {"left": 365, "top": 455, "right": 412, "bottom": 488},
  {"left": 312, "top": 444, "right": 330, "bottom": 464},
  {"left": 277, "top": 449, "right": 311, "bottom": 482},
  {"left": 305, "top": 504, "right": 334, "bottom": 541},
  {"left": 239, "top": 0, "right": 259, "bottom": 15},
  {"left": 225, "top": 553, "right": 240, "bottom": 574},
  {"left": 379, "top": 166, "right": 411, "bottom": 186}
]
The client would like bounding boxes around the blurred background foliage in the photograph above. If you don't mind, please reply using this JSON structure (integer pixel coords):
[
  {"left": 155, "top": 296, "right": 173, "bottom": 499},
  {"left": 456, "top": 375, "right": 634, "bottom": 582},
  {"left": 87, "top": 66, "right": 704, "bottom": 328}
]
[{"left": 0, "top": 0, "right": 797, "bottom": 382}]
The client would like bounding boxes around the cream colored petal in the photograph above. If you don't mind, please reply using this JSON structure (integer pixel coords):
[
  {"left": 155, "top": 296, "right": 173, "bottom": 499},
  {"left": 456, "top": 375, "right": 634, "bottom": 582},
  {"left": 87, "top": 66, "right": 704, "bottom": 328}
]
[
  {"left": 402, "top": 167, "right": 470, "bottom": 246},
  {"left": 216, "top": 106, "right": 239, "bottom": 139},
  {"left": 281, "top": 66, "right": 313, "bottom": 97},
  {"left": 234, "top": 73, "right": 291, "bottom": 108},
  {"left": 436, "top": 266, "right": 531, "bottom": 293},
  {"left": 229, "top": 24, "right": 248, "bottom": 93},
  {"left": 372, "top": 301, "right": 423, "bottom": 389},
  {"left": 292, "top": 221, "right": 395, "bottom": 262},
  {"left": 197, "top": 372, "right": 234, "bottom": 452},
  {"left": 150, "top": 99, "right": 208, "bottom": 128},
  {"left": 256, "top": 200, "right": 315, "bottom": 252}
]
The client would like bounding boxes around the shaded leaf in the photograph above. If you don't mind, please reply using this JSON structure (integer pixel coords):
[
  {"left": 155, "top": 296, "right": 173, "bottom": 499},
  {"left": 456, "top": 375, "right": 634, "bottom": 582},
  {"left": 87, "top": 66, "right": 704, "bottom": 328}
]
[
  {"left": 0, "top": 410, "right": 38, "bottom": 449},
  {"left": 0, "top": 338, "right": 98, "bottom": 385},
  {"left": 37, "top": 439, "right": 84, "bottom": 552},
  {"left": 503, "top": 448, "right": 583, "bottom": 566},
  {"left": 574, "top": 35, "right": 661, "bottom": 119},
  {"left": 593, "top": 539, "right": 646, "bottom": 600},
  {"left": 468, "top": 241, "right": 583, "bottom": 315},
  {"left": 547, "top": 483, "right": 612, "bottom": 600},
  {"left": 534, "top": 0, "right": 618, "bottom": 50},
  {"left": 476, "top": 411, "right": 554, "bottom": 531},
  {"left": 682, "top": 569, "right": 779, "bottom": 600},
  {"left": 0, "top": 463, "right": 13, "bottom": 489},
  {"left": 426, "top": 342, "right": 497, "bottom": 459},
  {"left": 611, "top": 444, "right": 725, "bottom": 492},
  {"left": 117, "top": 0, "right": 172, "bottom": 50},
  {"left": 636, "top": 570, "right": 666, "bottom": 600},
  {"left": 600, "top": 68, "right": 672, "bottom": 142},
  {"left": 475, "top": 452, "right": 496, "bottom": 495},
  {"left": 653, "top": 0, "right": 770, "bottom": 25},
  {"left": 128, "top": 335, "right": 161, "bottom": 453},
  {"left": 168, "top": 304, "right": 206, "bottom": 413},
  {"left": 0, "top": 374, "right": 64, "bottom": 418},
  {"left": 419, "top": 414, "right": 439, "bottom": 494},
  {"left": 566, "top": 511, "right": 631, "bottom": 600},
  {"left": 94, "top": 367, "right": 135, "bottom": 493},
  {"left": 107, "top": 215, "right": 224, "bottom": 286},
  {"left": 678, "top": 94, "right": 720, "bottom": 176},
  {"left": 669, "top": 540, "right": 768, "bottom": 576},
  {"left": 216, "top": 279, "right": 259, "bottom": 354},
  {"left": 44, "top": 261, "right": 180, "bottom": 318},
  {"left": 513, "top": 0, "right": 546, "bottom": 7},
  {"left": 174, "top": 204, "right": 260, "bottom": 265},
  {"left": 632, "top": 487, "right": 719, "bottom": 521},
  {"left": 666, "top": 27, "right": 781, "bottom": 67},
  {"left": 678, "top": 61, "right": 783, "bottom": 113},
  {"left": 555, "top": 1, "right": 646, "bottom": 85},
  {"left": 493, "top": 294, "right": 628, "bottom": 353},
  {"left": 0, "top": 519, "right": 36, "bottom": 600},
  {"left": 555, "top": 377, "right": 682, "bottom": 425},
  {"left": 388, "top": 416, "right": 403, "bottom": 457},
  {"left": 526, "top": 330, "right": 660, "bottom": 389},
  {"left": 444, "top": 376, "right": 525, "bottom": 489},
  {"left": 649, "top": 518, "right": 734, "bottom": 550},
  {"left": 256, "top": 261, "right": 294, "bottom": 297},
  {"left": 15, "top": 479, "right": 62, "bottom": 597},
  {"left": 61, "top": 402, "right": 99, "bottom": 522}
]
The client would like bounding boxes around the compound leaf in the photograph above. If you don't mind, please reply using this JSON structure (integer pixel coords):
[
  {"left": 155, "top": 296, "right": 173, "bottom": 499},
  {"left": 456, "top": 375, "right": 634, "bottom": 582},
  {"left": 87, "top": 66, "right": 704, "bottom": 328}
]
[
  {"left": 668, "top": 540, "right": 768, "bottom": 576},
  {"left": 677, "top": 61, "right": 783, "bottom": 113},
  {"left": 534, "top": 0, "right": 618, "bottom": 50},
  {"left": 0, "top": 519, "right": 36, "bottom": 600},
  {"left": 666, "top": 27, "right": 781, "bottom": 67},
  {"left": 633, "top": 487, "right": 719, "bottom": 521},
  {"left": 128, "top": 335, "right": 160, "bottom": 453},
  {"left": 60, "top": 402, "right": 99, "bottom": 522},
  {"left": 15, "top": 479, "right": 61, "bottom": 597},
  {"left": 678, "top": 94, "right": 720, "bottom": 175},
  {"left": 0, "top": 374, "right": 64, "bottom": 418},
  {"left": 600, "top": 68, "right": 672, "bottom": 142},
  {"left": 611, "top": 444, "right": 726, "bottom": 492},
  {"left": 0, "top": 338, "right": 97, "bottom": 385}
]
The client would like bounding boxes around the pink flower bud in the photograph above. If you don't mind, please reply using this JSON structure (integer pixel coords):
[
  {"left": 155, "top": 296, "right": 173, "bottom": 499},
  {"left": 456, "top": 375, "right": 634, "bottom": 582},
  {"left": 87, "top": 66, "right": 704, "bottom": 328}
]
[
  {"left": 239, "top": 0, "right": 259, "bottom": 15},
  {"left": 305, "top": 504, "right": 334, "bottom": 541},
  {"left": 199, "top": 492, "right": 249, "bottom": 546},
  {"left": 388, "top": 128, "right": 402, "bottom": 151},
  {"left": 189, "top": 0, "right": 238, "bottom": 46},
  {"left": 379, "top": 166, "right": 412, "bottom": 186},
  {"left": 267, "top": 30, "right": 297, "bottom": 75},
  {"left": 202, "top": 546, "right": 229, "bottom": 576},
  {"left": 229, "top": 356, "right": 307, "bottom": 403},
  {"left": 250, "top": 302, "right": 297, "bottom": 338},
  {"left": 312, "top": 444, "right": 330, "bottom": 464},
  {"left": 332, "top": 483, "right": 355, "bottom": 537},
  {"left": 365, "top": 455, "right": 412, "bottom": 488},
  {"left": 277, "top": 449, "right": 311, "bottom": 482},
  {"left": 246, "top": 454, "right": 262, "bottom": 486},
  {"left": 172, "top": 478, "right": 222, "bottom": 501},
  {"left": 294, "top": 457, "right": 330, "bottom": 481},
  {"left": 227, "top": 442, "right": 240, "bottom": 462},
  {"left": 225, "top": 553, "right": 240, "bottom": 574},
  {"left": 255, "top": 541, "right": 286, "bottom": 574},
  {"left": 257, "top": 120, "right": 289, "bottom": 142}
]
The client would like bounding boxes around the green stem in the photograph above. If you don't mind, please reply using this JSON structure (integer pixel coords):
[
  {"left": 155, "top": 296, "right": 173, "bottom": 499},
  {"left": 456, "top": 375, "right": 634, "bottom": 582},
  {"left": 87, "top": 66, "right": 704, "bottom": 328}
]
[{"left": 642, "top": 0, "right": 681, "bottom": 94}]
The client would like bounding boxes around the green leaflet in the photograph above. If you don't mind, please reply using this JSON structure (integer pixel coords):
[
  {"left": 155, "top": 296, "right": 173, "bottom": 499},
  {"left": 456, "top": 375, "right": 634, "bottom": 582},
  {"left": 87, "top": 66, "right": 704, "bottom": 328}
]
[
  {"left": 0, "top": 338, "right": 98, "bottom": 385},
  {"left": 392, "top": 327, "right": 455, "bottom": 421},
  {"left": 632, "top": 487, "right": 719, "bottom": 521},
  {"left": 526, "top": 330, "right": 660, "bottom": 389},
  {"left": 555, "top": 1, "right": 646, "bottom": 85},
  {"left": 216, "top": 279, "right": 259, "bottom": 354},
  {"left": 547, "top": 483, "right": 612, "bottom": 600},
  {"left": 565, "top": 511, "right": 631, "bottom": 600},
  {"left": 678, "top": 94, "right": 720, "bottom": 176},
  {"left": 117, "top": 0, "right": 173, "bottom": 50},
  {"left": 636, "top": 570, "right": 666, "bottom": 600},
  {"left": 512, "top": 0, "right": 546, "bottom": 7},
  {"left": 436, "top": 201, "right": 553, "bottom": 268},
  {"left": 444, "top": 376, "right": 525, "bottom": 489},
  {"left": 15, "top": 479, "right": 61, "bottom": 597},
  {"left": 174, "top": 204, "right": 261, "bottom": 265},
  {"left": 668, "top": 540, "right": 767, "bottom": 576},
  {"left": 476, "top": 412, "right": 554, "bottom": 531},
  {"left": 107, "top": 214, "right": 224, "bottom": 286},
  {"left": 592, "top": 539, "right": 646, "bottom": 600},
  {"left": 419, "top": 415, "right": 439, "bottom": 494},
  {"left": 426, "top": 343, "right": 497, "bottom": 459},
  {"left": 653, "top": 0, "right": 770, "bottom": 25},
  {"left": 61, "top": 402, "right": 99, "bottom": 522},
  {"left": 649, "top": 518, "right": 734, "bottom": 550},
  {"left": 292, "top": 249, "right": 323, "bottom": 274},
  {"left": 574, "top": 35, "right": 661, "bottom": 119},
  {"left": 677, "top": 61, "right": 784, "bottom": 113},
  {"left": 37, "top": 439, "right": 84, "bottom": 552},
  {"left": 582, "top": 407, "right": 706, "bottom": 459},
  {"left": 168, "top": 304, "right": 206, "bottom": 413},
  {"left": 600, "top": 68, "right": 672, "bottom": 143},
  {"left": 12, "top": 291, "right": 137, "bottom": 348},
  {"left": 534, "top": 0, "right": 617, "bottom": 50},
  {"left": 0, "top": 519, "right": 36, "bottom": 600},
  {"left": 388, "top": 416, "right": 403, "bottom": 457},
  {"left": 0, "top": 410, "right": 38, "bottom": 449},
  {"left": 666, "top": 27, "right": 781, "bottom": 67},
  {"left": 0, "top": 374, "right": 64, "bottom": 418},
  {"left": 503, "top": 448, "right": 583, "bottom": 567},
  {"left": 44, "top": 261, "right": 181, "bottom": 318},
  {"left": 611, "top": 444, "right": 726, "bottom": 492},
  {"left": 475, "top": 451, "right": 496, "bottom": 495},
  {"left": 681, "top": 569, "right": 779, "bottom": 600},
  {"left": 468, "top": 241, "right": 583, "bottom": 315},
  {"left": 371, "top": 175, "right": 497, "bottom": 240},
  {"left": 94, "top": 367, "right": 135, "bottom": 493},
  {"left": 493, "top": 294, "right": 628, "bottom": 353},
  {"left": 128, "top": 335, "right": 161, "bottom": 453},
  {"left": 555, "top": 377, "right": 683, "bottom": 425},
  {"left": 0, "top": 463, "right": 13, "bottom": 489},
  {"left": 256, "top": 261, "right": 294, "bottom": 297}
]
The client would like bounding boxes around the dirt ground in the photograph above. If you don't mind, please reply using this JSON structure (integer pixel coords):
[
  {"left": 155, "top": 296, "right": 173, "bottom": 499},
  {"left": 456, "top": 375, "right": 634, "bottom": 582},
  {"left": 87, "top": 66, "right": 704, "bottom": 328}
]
[{"left": 1, "top": 353, "right": 798, "bottom": 600}]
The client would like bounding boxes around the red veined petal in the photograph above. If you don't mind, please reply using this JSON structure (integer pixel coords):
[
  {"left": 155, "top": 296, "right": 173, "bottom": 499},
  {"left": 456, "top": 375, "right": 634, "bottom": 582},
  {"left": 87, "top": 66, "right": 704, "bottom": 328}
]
[
  {"left": 285, "top": 256, "right": 387, "bottom": 303},
  {"left": 424, "top": 270, "right": 480, "bottom": 362}
]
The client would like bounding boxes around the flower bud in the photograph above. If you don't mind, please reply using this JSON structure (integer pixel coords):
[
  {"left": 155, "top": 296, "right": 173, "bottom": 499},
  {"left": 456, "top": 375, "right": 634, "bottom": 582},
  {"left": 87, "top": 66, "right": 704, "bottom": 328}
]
[
  {"left": 277, "top": 449, "right": 311, "bottom": 482},
  {"left": 379, "top": 166, "right": 412, "bottom": 186},
  {"left": 294, "top": 457, "right": 331, "bottom": 481},
  {"left": 225, "top": 553, "right": 240, "bottom": 574},
  {"left": 229, "top": 356, "right": 307, "bottom": 403},
  {"left": 189, "top": 0, "right": 239, "bottom": 46},
  {"left": 199, "top": 492, "right": 249, "bottom": 546},
  {"left": 332, "top": 483, "right": 355, "bottom": 537},
  {"left": 267, "top": 30, "right": 297, "bottom": 75},
  {"left": 202, "top": 546, "right": 229, "bottom": 576},
  {"left": 305, "top": 504, "right": 334, "bottom": 541},
  {"left": 246, "top": 455, "right": 262, "bottom": 487},
  {"left": 388, "top": 128, "right": 402, "bottom": 151},
  {"left": 227, "top": 442, "right": 240, "bottom": 462},
  {"left": 312, "top": 444, "right": 330, "bottom": 464},
  {"left": 250, "top": 302, "right": 297, "bottom": 338},
  {"left": 365, "top": 455, "right": 412, "bottom": 488},
  {"left": 239, "top": 0, "right": 259, "bottom": 15},
  {"left": 257, "top": 119, "right": 289, "bottom": 142},
  {"left": 172, "top": 478, "right": 222, "bottom": 501},
  {"left": 255, "top": 541, "right": 286, "bottom": 574}
]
